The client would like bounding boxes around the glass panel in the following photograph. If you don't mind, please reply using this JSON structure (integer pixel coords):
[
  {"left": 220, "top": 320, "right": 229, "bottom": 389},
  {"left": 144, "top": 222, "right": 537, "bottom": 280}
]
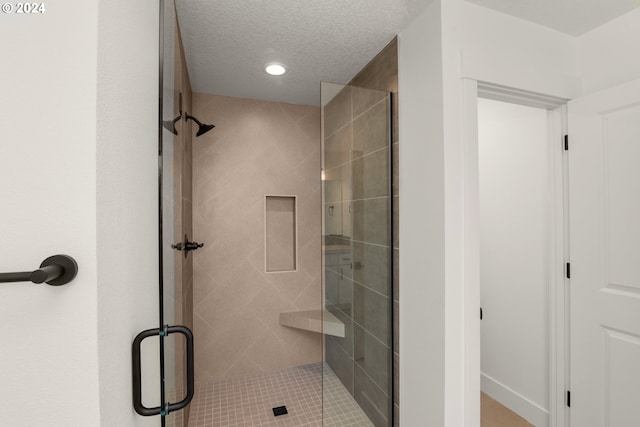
[
  {"left": 321, "top": 82, "right": 393, "bottom": 427},
  {"left": 160, "top": 0, "right": 177, "bottom": 324},
  {"left": 160, "top": 0, "right": 189, "bottom": 426}
]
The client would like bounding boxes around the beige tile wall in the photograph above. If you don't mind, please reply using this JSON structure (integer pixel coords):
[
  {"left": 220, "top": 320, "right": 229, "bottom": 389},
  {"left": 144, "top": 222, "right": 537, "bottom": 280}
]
[{"left": 191, "top": 93, "right": 322, "bottom": 384}]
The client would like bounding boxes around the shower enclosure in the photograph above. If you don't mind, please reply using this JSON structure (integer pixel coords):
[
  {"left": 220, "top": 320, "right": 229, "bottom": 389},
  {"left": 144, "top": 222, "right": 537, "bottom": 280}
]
[
  {"left": 321, "top": 82, "right": 395, "bottom": 427},
  {"left": 181, "top": 79, "right": 395, "bottom": 427},
  {"left": 136, "top": 3, "right": 394, "bottom": 425}
]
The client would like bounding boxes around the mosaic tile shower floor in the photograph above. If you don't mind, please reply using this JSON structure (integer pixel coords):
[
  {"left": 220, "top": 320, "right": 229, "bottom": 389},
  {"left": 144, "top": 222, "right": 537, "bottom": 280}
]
[{"left": 188, "top": 362, "right": 373, "bottom": 427}]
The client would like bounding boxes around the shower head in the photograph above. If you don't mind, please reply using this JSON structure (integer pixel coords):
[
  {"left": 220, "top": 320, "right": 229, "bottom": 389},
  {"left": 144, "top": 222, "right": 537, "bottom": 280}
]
[{"left": 185, "top": 114, "right": 215, "bottom": 137}]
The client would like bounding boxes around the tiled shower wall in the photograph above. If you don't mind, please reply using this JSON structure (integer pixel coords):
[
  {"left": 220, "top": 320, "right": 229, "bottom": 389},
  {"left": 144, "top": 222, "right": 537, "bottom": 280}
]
[
  {"left": 351, "top": 39, "right": 399, "bottom": 427},
  {"left": 323, "top": 38, "right": 399, "bottom": 427},
  {"left": 191, "top": 94, "right": 323, "bottom": 384}
]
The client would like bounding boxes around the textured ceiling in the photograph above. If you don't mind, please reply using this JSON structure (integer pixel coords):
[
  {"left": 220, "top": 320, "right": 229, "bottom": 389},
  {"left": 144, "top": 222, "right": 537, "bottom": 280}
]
[
  {"left": 175, "top": 0, "right": 431, "bottom": 106},
  {"left": 466, "top": 0, "right": 639, "bottom": 36},
  {"left": 176, "top": 0, "right": 639, "bottom": 106}
]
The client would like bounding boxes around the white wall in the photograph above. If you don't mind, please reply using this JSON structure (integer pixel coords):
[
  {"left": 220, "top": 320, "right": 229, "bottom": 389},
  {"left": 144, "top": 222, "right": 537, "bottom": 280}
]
[
  {"left": 478, "top": 98, "right": 550, "bottom": 426},
  {"left": 578, "top": 8, "right": 640, "bottom": 96},
  {"left": 96, "top": 1, "right": 161, "bottom": 426},
  {"left": 0, "top": 1, "right": 160, "bottom": 426},
  {"left": 459, "top": 1, "right": 581, "bottom": 100},
  {"left": 397, "top": 1, "right": 446, "bottom": 425},
  {"left": 0, "top": 1, "right": 101, "bottom": 425}
]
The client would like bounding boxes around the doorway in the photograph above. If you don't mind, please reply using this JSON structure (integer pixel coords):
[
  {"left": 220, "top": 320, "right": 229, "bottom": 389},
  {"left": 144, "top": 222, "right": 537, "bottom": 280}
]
[{"left": 470, "top": 83, "right": 568, "bottom": 427}]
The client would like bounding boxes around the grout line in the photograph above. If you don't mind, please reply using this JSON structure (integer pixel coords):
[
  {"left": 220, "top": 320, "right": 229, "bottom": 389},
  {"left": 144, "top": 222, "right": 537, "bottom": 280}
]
[
  {"left": 352, "top": 318, "right": 392, "bottom": 350},
  {"left": 347, "top": 239, "right": 390, "bottom": 249},
  {"left": 350, "top": 145, "right": 390, "bottom": 163},
  {"left": 323, "top": 96, "right": 389, "bottom": 141},
  {"left": 350, "top": 279, "right": 392, "bottom": 300}
]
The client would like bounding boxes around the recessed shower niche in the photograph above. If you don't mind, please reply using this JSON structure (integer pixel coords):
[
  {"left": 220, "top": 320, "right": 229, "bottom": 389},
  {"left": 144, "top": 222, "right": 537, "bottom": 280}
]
[{"left": 265, "top": 195, "right": 297, "bottom": 273}]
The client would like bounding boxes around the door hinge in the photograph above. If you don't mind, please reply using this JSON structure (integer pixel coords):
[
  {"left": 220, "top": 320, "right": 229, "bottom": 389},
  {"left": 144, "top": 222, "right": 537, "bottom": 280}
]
[
  {"left": 480, "top": 307, "right": 483, "bottom": 320},
  {"left": 564, "top": 135, "right": 569, "bottom": 151},
  {"left": 566, "top": 262, "right": 571, "bottom": 279},
  {"left": 567, "top": 390, "right": 571, "bottom": 407}
]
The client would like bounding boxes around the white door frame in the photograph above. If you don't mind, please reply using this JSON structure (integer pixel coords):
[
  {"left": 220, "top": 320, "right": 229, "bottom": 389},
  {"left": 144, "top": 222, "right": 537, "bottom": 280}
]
[{"left": 463, "top": 79, "right": 569, "bottom": 427}]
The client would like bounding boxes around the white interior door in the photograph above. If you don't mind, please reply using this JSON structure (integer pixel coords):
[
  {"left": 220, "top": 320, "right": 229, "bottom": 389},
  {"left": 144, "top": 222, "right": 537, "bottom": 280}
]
[{"left": 568, "top": 78, "right": 640, "bottom": 426}]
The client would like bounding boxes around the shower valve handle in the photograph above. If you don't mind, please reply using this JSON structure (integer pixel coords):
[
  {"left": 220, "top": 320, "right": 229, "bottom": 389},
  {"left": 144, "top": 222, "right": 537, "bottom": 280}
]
[
  {"left": 184, "top": 241, "right": 204, "bottom": 251},
  {"left": 171, "top": 235, "right": 204, "bottom": 257}
]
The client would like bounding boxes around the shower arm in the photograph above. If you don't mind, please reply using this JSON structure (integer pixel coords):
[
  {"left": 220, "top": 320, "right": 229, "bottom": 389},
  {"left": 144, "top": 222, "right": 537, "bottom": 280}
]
[{"left": 185, "top": 113, "right": 202, "bottom": 126}]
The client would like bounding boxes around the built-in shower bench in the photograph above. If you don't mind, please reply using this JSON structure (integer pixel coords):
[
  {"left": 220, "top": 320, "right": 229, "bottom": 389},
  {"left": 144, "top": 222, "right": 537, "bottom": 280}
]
[{"left": 279, "top": 309, "right": 345, "bottom": 337}]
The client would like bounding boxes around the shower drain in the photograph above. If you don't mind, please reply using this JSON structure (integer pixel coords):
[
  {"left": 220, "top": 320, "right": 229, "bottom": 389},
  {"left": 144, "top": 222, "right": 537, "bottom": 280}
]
[{"left": 272, "top": 405, "right": 288, "bottom": 417}]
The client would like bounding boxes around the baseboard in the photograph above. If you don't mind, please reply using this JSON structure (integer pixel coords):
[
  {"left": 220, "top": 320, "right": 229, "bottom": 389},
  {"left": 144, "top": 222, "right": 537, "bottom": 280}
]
[{"left": 481, "top": 373, "right": 549, "bottom": 427}]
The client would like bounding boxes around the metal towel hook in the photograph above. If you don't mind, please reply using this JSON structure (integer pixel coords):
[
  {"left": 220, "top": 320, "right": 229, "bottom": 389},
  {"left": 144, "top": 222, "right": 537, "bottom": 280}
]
[{"left": 0, "top": 255, "right": 78, "bottom": 286}]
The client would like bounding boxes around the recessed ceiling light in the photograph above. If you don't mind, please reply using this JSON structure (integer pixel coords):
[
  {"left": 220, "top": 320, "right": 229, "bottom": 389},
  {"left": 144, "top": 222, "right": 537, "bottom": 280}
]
[{"left": 265, "top": 64, "right": 286, "bottom": 76}]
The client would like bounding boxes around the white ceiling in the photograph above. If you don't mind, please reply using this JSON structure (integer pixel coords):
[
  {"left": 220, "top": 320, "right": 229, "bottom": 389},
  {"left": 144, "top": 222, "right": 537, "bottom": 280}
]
[
  {"left": 176, "top": 0, "right": 639, "bottom": 106},
  {"left": 176, "top": 0, "right": 430, "bottom": 106},
  {"left": 466, "top": 0, "right": 639, "bottom": 36}
]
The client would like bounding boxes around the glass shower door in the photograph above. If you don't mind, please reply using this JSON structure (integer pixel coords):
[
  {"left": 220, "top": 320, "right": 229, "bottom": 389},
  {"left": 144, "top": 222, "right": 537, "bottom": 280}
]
[
  {"left": 132, "top": 1, "right": 194, "bottom": 426},
  {"left": 321, "top": 82, "right": 394, "bottom": 427},
  {"left": 160, "top": 0, "right": 194, "bottom": 426}
]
